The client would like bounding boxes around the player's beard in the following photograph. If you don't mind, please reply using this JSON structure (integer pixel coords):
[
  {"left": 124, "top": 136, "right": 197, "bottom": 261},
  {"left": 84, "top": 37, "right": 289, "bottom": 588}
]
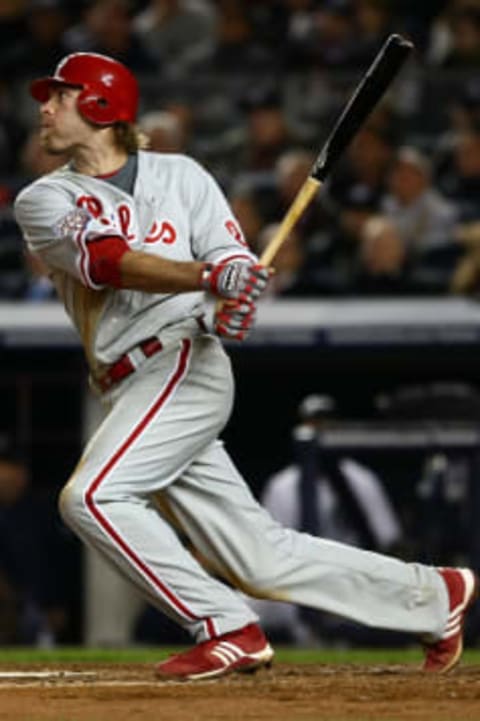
[{"left": 39, "top": 127, "right": 74, "bottom": 156}]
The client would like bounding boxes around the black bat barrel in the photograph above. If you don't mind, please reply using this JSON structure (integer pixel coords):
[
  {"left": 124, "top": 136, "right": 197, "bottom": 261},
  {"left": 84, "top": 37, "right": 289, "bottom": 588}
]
[{"left": 311, "top": 34, "right": 414, "bottom": 183}]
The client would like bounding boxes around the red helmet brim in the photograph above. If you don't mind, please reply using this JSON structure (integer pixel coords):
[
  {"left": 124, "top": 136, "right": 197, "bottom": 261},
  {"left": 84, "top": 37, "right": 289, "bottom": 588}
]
[{"left": 30, "top": 77, "right": 82, "bottom": 103}]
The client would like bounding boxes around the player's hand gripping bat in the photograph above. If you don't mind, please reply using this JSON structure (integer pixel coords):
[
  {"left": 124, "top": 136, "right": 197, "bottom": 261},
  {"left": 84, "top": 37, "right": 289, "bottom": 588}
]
[{"left": 259, "top": 33, "right": 414, "bottom": 266}]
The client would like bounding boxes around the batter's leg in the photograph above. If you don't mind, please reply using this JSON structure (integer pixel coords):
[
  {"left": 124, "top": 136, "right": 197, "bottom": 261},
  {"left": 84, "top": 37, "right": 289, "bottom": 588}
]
[
  {"left": 163, "top": 440, "right": 450, "bottom": 639},
  {"left": 61, "top": 488, "right": 257, "bottom": 640},
  {"left": 59, "top": 337, "right": 258, "bottom": 641}
]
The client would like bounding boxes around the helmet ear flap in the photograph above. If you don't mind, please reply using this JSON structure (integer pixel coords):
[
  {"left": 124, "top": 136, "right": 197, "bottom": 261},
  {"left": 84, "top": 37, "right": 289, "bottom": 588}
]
[{"left": 77, "top": 87, "right": 117, "bottom": 125}]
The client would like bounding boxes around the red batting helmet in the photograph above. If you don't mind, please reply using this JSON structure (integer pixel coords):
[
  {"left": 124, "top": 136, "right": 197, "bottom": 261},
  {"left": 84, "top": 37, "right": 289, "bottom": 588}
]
[{"left": 30, "top": 53, "right": 139, "bottom": 125}]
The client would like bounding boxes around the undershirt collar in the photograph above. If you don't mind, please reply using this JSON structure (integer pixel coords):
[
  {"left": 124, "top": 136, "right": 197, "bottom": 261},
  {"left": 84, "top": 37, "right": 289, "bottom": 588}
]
[{"left": 96, "top": 153, "right": 138, "bottom": 195}]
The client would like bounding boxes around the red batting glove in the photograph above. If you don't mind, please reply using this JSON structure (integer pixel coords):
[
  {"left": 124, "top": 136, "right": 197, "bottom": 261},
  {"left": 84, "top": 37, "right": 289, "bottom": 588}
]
[{"left": 214, "top": 298, "right": 257, "bottom": 341}]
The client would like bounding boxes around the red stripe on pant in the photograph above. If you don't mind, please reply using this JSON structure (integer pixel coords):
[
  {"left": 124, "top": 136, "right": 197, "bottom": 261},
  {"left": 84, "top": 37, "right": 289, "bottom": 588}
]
[{"left": 84, "top": 338, "right": 217, "bottom": 640}]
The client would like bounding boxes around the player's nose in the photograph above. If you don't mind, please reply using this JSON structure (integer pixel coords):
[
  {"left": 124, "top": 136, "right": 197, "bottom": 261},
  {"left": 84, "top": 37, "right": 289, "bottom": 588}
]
[{"left": 40, "top": 95, "right": 56, "bottom": 116}]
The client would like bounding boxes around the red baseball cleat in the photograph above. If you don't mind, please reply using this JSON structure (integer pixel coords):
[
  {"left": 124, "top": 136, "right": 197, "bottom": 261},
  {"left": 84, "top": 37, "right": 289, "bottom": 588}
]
[
  {"left": 423, "top": 567, "right": 479, "bottom": 673},
  {"left": 154, "top": 623, "right": 274, "bottom": 681}
]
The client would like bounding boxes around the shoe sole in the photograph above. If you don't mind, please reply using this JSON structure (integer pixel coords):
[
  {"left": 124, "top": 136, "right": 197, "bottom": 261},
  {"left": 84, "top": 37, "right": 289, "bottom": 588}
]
[
  {"left": 435, "top": 569, "right": 479, "bottom": 674},
  {"left": 155, "top": 644, "right": 275, "bottom": 682}
]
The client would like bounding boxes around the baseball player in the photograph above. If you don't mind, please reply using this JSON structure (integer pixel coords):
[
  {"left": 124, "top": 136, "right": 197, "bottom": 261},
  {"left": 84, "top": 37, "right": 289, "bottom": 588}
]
[{"left": 15, "top": 52, "right": 478, "bottom": 680}]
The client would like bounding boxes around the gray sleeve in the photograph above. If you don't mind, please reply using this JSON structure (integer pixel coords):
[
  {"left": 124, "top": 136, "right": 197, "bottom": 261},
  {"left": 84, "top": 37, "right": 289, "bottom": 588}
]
[
  {"left": 182, "top": 157, "right": 258, "bottom": 264},
  {"left": 14, "top": 182, "right": 111, "bottom": 289}
]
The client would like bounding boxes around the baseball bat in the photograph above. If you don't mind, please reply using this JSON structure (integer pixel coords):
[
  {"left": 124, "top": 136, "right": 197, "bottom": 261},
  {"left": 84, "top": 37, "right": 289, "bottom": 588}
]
[{"left": 259, "top": 33, "right": 414, "bottom": 266}]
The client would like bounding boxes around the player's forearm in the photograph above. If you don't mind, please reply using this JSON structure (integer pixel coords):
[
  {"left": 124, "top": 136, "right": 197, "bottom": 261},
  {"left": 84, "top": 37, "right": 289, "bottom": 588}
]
[
  {"left": 88, "top": 239, "right": 270, "bottom": 300},
  {"left": 119, "top": 250, "right": 203, "bottom": 293}
]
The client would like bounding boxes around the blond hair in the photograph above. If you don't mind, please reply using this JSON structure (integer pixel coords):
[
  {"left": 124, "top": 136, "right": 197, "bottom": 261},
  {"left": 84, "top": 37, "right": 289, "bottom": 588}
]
[{"left": 113, "top": 122, "right": 150, "bottom": 153}]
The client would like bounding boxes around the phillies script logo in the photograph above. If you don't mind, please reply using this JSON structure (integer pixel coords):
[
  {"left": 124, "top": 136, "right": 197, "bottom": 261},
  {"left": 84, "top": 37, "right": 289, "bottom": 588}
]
[
  {"left": 76, "top": 196, "right": 136, "bottom": 241},
  {"left": 77, "top": 195, "right": 103, "bottom": 217},
  {"left": 225, "top": 219, "right": 248, "bottom": 247},
  {"left": 76, "top": 195, "right": 177, "bottom": 245},
  {"left": 145, "top": 220, "right": 177, "bottom": 244}
]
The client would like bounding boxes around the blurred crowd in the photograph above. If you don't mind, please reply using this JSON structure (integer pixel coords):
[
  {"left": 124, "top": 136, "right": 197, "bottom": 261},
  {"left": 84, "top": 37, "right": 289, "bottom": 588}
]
[
  {"left": 2, "top": 0, "right": 480, "bottom": 298},
  {"left": 0, "top": 439, "right": 78, "bottom": 645}
]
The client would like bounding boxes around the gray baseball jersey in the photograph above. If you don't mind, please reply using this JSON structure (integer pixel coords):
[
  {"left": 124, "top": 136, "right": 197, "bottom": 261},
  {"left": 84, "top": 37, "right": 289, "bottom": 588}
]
[
  {"left": 14, "top": 151, "right": 256, "bottom": 381},
  {"left": 14, "top": 152, "right": 449, "bottom": 645}
]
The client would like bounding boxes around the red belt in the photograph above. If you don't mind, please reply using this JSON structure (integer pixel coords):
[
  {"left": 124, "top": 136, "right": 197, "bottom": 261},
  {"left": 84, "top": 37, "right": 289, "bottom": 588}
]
[
  {"left": 98, "top": 317, "right": 207, "bottom": 393},
  {"left": 99, "top": 336, "right": 163, "bottom": 392}
]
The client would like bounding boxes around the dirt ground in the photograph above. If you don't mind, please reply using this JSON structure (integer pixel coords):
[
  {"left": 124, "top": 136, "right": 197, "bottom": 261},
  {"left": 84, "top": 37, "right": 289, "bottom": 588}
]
[{"left": 0, "top": 662, "right": 479, "bottom": 721}]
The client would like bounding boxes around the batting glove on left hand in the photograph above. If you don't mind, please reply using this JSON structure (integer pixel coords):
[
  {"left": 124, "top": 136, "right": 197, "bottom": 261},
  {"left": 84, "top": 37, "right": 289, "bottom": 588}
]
[
  {"left": 214, "top": 298, "right": 257, "bottom": 341},
  {"left": 201, "top": 261, "right": 271, "bottom": 301}
]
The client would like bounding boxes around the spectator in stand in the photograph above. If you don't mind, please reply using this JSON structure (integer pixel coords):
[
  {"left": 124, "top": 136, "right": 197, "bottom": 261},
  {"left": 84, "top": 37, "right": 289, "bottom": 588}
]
[
  {"left": 214, "top": 85, "right": 296, "bottom": 184},
  {"left": 329, "top": 122, "right": 397, "bottom": 211},
  {"left": 272, "top": 149, "right": 337, "bottom": 286},
  {"left": 286, "top": 0, "right": 358, "bottom": 71},
  {"left": 238, "top": 86, "right": 297, "bottom": 173},
  {"left": 0, "top": 116, "right": 64, "bottom": 302},
  {"left": 2, "top": 127, "right": 69, "bottom": 301},
  {"left": 432, "top": 80, "right": 480, "bottom": 219},
  {"left": 133, "top": 0, "right": 218, "bottom": 78},
  {"left": 139, "top": 99, "right": 198, "bottom": 159},
  {"left": 321, "top": 182, "right": 380, "bottom": 294},
  {"left": 271, "top": 149, "right": 325, "bottom": 239},
  {"left": 334, "top": 183, "right": 379, "bottom": 247},
  {"left": 439, "top": 130, "right": 480, "bottom": 221},
  {"left": 430, "top": 4, "right": 480, "bottom": 68},
  {"left": 138, "top": 110, "right": 187, "bottom": 153},
  {"left": 352, "top": 214, "right": 409, "bottom": 295},
  {"left": 324, "top": 121, "right": 399, "bottom": 290},
  {"left": 450, "top": 80, "right": 480, "bottom": 134},
  {"left": 432, "top": 79, "right": 480, "bottom": 173},
  {"left": 281, "top": 0, "right": 318, "bottom": 71},
  {"left": 426, "top": 0, "right": 461, "bottom": 65},
  {"left": 381, "top": 146, "right": 459, "bottom": 291},
  {"left": 64, "top": 0, "right": 158, "bottom": 73},
  {"left": 163, "top": 100, "right": 195, "bottom": 148},
  {"left": 383, "top": 147, "right": 458, "bottom": 252}
]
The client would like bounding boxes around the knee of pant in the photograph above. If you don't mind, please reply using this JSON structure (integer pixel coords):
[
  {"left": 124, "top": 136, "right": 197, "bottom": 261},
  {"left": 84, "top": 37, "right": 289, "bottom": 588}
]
[
  {"left": 58, "top": 480, "right": 86, "bottom": 530},
  {"left": 235, "top": 564, "right": 277, "bottom": 599}
]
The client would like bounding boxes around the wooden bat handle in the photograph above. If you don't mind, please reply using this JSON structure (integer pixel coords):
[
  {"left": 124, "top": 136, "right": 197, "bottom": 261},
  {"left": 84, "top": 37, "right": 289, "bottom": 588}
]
[
  {"left": 214, "top": 176, "right": 322, "bottom": 317},
  {"left": 260, "top": 176, "right": 322, "bottom": 266}
]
